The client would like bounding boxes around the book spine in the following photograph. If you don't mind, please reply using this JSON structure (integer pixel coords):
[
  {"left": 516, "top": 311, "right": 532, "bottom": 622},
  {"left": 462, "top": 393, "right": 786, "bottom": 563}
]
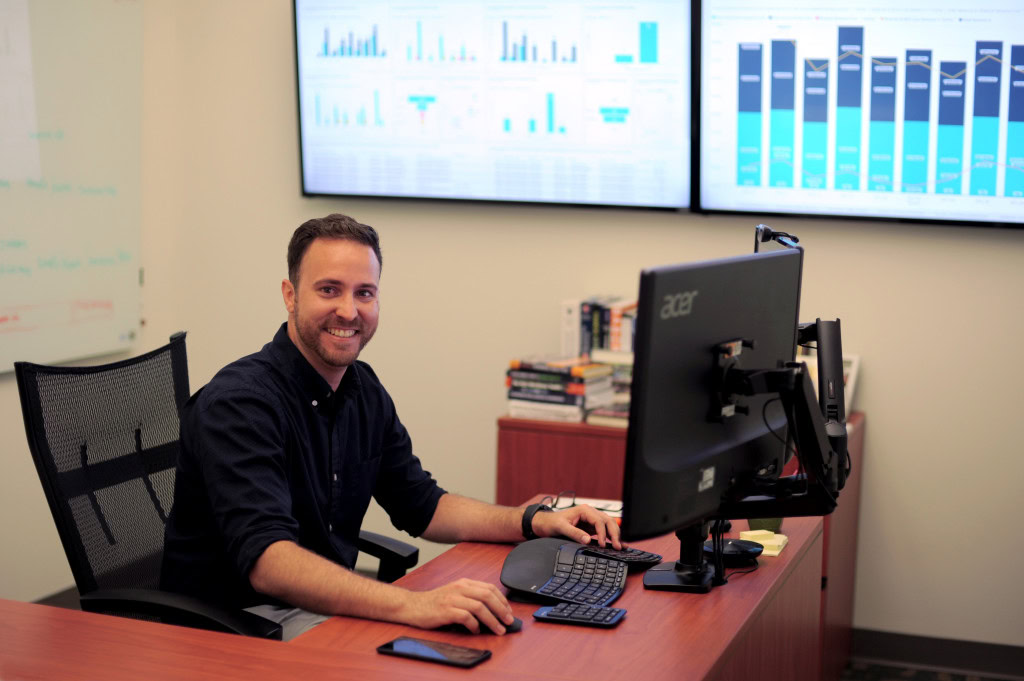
[
  {"left": 559, "top": 298, "right": 582, "bottom": 358},
  {"left": 579, "top": 300, "right": 594, "bottom": 358},
  {"left": 590, "top": 301, "right": 606, "bottom": 351},
  {"left": 507, "top": 387, "right": 586, "bottom": 406},
  {"left": 507, "top": 369, "right": 584, "bottom": 385},
  {"left": 609, "top": 302, "right": 638, "bottom": 352}
]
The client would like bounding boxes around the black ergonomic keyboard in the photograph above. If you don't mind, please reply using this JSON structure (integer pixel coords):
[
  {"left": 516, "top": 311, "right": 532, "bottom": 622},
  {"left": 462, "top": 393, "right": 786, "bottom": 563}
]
[
  {"left": 500, "top": 538, "right": 628, "bottom": 607},
  {"left": 581, "top": 543, "right": 662, "bottom": 572},
  {"left": 533, "top": 602, "right": 626, "bottom": 628}
]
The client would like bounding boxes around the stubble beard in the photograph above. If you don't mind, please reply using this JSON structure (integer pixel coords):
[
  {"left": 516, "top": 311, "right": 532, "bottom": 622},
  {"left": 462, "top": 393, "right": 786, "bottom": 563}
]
[{"left": 294, "top": 301, "right": 375, "bottom": 370}]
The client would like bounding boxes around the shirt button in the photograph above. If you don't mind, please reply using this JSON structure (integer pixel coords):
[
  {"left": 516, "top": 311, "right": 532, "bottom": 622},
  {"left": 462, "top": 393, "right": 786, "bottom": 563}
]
[
  {"left": 328, "top": 523, "right": 333, "bottom": 532},
  {"left": 311, "top": 400, "right": 318, "bottom": 407},
  {"left": 332, "top": 473, "right": 338, "bottom": 482}
]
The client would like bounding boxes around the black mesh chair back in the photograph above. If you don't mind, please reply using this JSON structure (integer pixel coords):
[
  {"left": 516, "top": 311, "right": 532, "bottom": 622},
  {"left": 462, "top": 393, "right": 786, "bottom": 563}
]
[
  {"left": 15, "top": 333, "right": 190, "bottom": 596},
  {"left": 16, "top": 332, "right": 416, "bottom": 639}
]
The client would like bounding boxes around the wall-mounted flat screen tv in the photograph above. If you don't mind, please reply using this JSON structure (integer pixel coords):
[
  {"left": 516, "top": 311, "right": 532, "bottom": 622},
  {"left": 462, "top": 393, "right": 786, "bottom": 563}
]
[
  {"left": 294, "top": 0, "right": 691, "bottom": 208},
  {"left": 696, "top": 0, "right": 1024, "bottom": 226}
]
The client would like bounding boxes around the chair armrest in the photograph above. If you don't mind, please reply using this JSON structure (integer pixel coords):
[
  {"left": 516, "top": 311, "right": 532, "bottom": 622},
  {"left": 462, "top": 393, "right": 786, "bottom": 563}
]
[
  {"left": 357, "top": 530, "right": 419, "bottom": 583},
  {"left": 80, "top": 588, "right": 282, "bottom": 640}
]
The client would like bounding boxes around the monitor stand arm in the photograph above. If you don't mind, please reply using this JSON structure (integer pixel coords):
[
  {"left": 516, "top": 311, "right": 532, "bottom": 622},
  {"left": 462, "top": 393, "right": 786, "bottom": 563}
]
[
  {"left": 713, "top": 319, "right": 848, "bottom": 520},
  {"left": 642, "top": 521, "right": 716, "bottom": 594}
]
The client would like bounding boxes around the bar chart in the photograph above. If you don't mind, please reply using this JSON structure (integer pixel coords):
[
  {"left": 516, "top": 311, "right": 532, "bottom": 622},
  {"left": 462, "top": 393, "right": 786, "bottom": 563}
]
[
  {"left": 701, "top": 0, "right": 1024, "bottom": 224},
  {"left": 403, "top": 19, "right": 478, "bottom": 63},
  {"left": 312, "top": 89, "right": 384, "bottom": 128},
  {"left": 499, "top": 21, "right": 578, "bottom": 63},
  {"left": 317, "top": 24, "right": 386, "bottom": 58}
]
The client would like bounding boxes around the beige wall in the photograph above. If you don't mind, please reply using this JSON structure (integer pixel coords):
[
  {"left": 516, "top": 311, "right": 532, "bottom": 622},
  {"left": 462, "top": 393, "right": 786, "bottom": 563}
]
[{"left": 2, "top": 0, "right": 1023, "bottom": 647}]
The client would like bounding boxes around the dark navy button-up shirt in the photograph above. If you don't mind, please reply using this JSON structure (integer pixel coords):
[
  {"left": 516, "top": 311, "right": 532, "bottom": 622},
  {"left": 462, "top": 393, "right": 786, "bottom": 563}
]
[{"left": 161, "top": 323, "right": 445, "bottom": 609}]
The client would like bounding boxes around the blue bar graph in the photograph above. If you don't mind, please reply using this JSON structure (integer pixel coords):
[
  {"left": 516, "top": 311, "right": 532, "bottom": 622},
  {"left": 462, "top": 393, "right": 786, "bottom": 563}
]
[
  {"left": 501, "top": 22, "right": 576, "bottom": 63},
  {"left": 1007, "top": 45, "right": 1024, "bottom": 197},
  {"left": 868, "top": 57, "right": 897, "bottom": 192},
  {"left": 936, "top": 61, "right": 966, "bottom": 194},
  {"left": 737, "top": 43, "right": 762, "bottom": 186},
  {"left": 802, "top": 59, "right": 829, "bottom": 189},
  {"left": 640, "top": 22, "right": 658, "bottom": 64},
  {"left": 902, "top": 50, "right": 932, "bottom": 193},
  {"left": 502, "top": 94, "right": 566, "bottom": 134},
  {"left": 314, "top": 90, "right": 384, "bottom": 128},
  {"left": 970, "top": 41, "right": 1002, "bottom": 196},
  {"left": 320, "top": 25, "right": 385, "bottom": 58},
  {"left": 616, "top": 22, "right": 659, "bottom": 64},
  {"left": 407, "top": 21, "right": 476, "bottom": 62},
  {"left": 770, "top": 40, "right": 796, "bottom": 187},
  {"left": 835, "top": 27, "right": 863, "bottom": 190}
]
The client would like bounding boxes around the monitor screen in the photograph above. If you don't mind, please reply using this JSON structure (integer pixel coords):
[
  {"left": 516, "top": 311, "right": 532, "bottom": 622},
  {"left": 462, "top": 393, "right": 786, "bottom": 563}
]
[
  {"left": 620, "top": 248, "right": 803, "bottom": 541},
  {"left": 293, "top": 0, "right": 691, "bottom": 208},
  {"left": 697, "top": 0, "right": 1024, "bottom": 226}
]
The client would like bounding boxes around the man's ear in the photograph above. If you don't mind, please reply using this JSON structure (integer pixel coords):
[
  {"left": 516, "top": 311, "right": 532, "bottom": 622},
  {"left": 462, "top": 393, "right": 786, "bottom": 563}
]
[{"left": 282, "top": 279, "right": 296, "bottom": 315}]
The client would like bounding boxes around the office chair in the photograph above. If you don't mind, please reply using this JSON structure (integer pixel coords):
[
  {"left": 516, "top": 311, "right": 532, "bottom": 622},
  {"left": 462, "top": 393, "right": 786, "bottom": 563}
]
[{"left": 14, "top": 332, "right": 419, "bottom": 640}]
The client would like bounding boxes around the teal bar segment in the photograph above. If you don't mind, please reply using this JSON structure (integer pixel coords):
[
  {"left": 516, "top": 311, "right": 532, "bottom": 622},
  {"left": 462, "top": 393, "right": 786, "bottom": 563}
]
[
  {"left": 640, "top": 22, "right": 657, "bottom": 64},
  {"left": 737, "top": 111, "right": 762, "bottom": 186},
  {"left": 1007, "top": 121, "right": 1024, "bottom": 197},
  {"left": 901, "top": 120, "right": 929, "bottom": 192},
  {"left": 970, "top": 116, "right": 999, "bottom": 195},
  {"left": 868, "top": 120, "right": 895, "bottom": 192},
  {"left": 769, "top": 109, "right": 794, "bottom": 187},
  {"left": 615, "top": 54, "right": 634, "bottom": 63},
  {"left": 834, "top": 107, "right": 861, "bottom": 190},
  {"left": 504, "top": 118, "right": 510, "bottom": 132},
  {"left": 802, "top": 121, "right": 827, "bottom": 188},
  {"left": 935, "top": 124, "right": 964, "bottom": 194},
  {"left": 547, "top": 93, "right": 554, "bottom": 133}
]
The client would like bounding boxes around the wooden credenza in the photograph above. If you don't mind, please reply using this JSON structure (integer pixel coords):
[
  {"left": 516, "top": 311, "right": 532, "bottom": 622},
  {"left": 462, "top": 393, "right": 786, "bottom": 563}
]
[{"left": 496, "top": 411, "right": 865, "bottom": 681}]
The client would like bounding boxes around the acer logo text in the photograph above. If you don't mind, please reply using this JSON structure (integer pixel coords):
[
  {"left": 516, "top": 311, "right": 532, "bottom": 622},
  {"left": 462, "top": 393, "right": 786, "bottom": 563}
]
[{"left": 660, "top": 291, "right": 698, "bottom": 319}]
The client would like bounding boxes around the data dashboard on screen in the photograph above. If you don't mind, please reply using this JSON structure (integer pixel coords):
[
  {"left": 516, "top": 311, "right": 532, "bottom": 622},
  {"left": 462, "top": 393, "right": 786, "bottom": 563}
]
[
  {"left": 294, "top": 0, "right": 690, "bottom": 208},
  {"left": 698, "top": 0, "right": 1024, "bottom": 225}
]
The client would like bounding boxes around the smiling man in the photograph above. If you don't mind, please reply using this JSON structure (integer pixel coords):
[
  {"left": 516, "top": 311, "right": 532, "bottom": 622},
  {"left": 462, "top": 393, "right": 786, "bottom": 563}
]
[{"left": 161, "top": 214, "right": 620, "bottom": 640}]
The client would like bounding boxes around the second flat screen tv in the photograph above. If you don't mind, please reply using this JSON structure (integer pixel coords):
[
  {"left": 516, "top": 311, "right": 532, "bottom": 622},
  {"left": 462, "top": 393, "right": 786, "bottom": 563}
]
[
  {"left": 294, "top": 0, "right": 691, "bottom": 208},
  {"left": 697, "top": 0, "right": 1024, "bottom": 226}
]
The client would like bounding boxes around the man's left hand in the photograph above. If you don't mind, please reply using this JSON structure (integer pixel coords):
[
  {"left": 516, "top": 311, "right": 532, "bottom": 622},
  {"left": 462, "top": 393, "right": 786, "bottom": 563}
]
[{"left": 531, "top": 504, "right": 622, "bottom": 549}]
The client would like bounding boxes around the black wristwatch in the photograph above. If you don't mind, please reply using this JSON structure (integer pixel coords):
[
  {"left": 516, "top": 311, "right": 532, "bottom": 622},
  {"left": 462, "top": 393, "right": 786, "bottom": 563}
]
[{"left": 521, "top": 503, "right": 553, "bottom": 540}]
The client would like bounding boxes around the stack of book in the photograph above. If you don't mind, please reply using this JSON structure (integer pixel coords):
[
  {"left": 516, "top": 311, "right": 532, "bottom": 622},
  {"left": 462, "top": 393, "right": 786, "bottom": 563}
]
[
  {"left": 584, "top": 349, "right": 633, "bottom": 428},
  {"left": 506, "top": 357, "right": 615, "bottom": 423}
]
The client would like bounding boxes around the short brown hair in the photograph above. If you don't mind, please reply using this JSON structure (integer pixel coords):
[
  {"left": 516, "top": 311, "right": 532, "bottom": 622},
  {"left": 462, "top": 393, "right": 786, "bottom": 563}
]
[{"left": 287, "top": 213, "right": 382, "bottom": 284}]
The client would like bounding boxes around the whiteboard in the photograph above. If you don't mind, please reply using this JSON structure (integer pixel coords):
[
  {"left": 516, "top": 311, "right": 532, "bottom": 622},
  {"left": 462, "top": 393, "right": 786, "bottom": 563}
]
[{"left": 0, "top": 0, "right": 141, "bottom": 371}]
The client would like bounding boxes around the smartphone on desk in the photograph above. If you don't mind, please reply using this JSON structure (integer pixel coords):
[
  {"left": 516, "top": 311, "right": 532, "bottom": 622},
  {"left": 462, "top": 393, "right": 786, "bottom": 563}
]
[{"left": 377, "top": 636, "right": 492, "bottom": 668}]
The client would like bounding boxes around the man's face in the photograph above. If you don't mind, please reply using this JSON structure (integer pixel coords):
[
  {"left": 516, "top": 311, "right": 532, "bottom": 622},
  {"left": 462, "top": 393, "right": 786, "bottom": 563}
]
[{"left": 282, "top": 237, "right": 380, "bottom": 384}]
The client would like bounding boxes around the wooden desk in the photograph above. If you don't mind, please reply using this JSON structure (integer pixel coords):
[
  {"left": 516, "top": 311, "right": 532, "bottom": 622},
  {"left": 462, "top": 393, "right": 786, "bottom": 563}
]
[
  {"left": 1, "top": 517, "right": 823, "bottom": 681},
  {"left": 497, "top": 412, "right": 865, "bottom": 681}
]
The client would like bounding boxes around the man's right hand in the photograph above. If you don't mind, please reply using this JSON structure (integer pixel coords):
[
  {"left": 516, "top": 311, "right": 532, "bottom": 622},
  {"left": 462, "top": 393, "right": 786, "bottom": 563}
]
[{"left": 401, "top": 578, "right": 515, "bottom": 635}]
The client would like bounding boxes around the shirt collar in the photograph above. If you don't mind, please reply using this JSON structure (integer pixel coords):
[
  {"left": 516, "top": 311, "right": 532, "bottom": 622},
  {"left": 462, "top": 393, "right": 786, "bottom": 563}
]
[{"left": 268, "top": 322, "right": 362, "bottom": 407}]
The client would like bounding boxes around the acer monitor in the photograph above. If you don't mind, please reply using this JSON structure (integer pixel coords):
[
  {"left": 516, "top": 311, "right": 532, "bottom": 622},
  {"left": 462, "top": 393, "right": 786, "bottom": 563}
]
[{"left": 620, "top": 248, "right": 804, "bottom": 592}]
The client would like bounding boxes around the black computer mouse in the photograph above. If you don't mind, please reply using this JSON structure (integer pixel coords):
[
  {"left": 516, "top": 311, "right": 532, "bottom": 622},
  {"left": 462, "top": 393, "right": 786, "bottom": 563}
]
[
  {"left": 440, "top": 616, "right": 523, "bottom": 635},
  {"left": 702, "top": 538, "right": 763, "bottom": 567}
]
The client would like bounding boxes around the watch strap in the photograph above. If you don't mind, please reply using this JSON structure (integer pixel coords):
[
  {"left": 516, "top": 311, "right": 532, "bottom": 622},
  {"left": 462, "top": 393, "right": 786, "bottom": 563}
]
[{"left": 521, "top": 503, "right": 553, "bottom": 540}]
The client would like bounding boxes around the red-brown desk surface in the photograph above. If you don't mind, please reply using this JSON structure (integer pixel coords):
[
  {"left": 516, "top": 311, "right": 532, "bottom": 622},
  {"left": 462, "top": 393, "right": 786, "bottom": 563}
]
[{"left": 1, "top": 516, "right": 822, "bottom": 681}]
